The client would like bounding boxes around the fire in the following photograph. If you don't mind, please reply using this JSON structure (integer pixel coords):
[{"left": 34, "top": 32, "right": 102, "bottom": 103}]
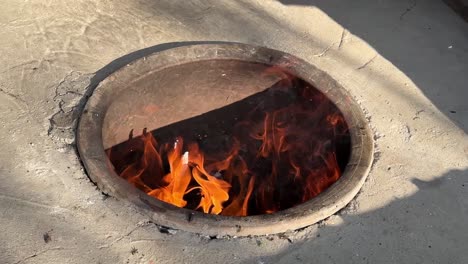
[{"left": 106, "top": 75, "right": 349, "bottom": 216}]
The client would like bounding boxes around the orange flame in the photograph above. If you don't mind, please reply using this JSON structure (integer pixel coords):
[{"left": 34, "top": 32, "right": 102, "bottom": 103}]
[
  {"left": 144, "top": 137, "right": 231, "bottom": 214},
  {"left": 106, "top": 74, "right": 349, "bottom": 216}
]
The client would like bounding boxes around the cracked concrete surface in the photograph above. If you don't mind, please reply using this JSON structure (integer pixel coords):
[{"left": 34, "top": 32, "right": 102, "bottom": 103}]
[{"left": 0, "top": 0, "right": 467, "bottom": 263}]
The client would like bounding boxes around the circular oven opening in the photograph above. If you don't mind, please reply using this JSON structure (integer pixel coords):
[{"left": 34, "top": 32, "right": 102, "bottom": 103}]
[{"left": 77, "top": 43, "right": 373, "bottom": 236}]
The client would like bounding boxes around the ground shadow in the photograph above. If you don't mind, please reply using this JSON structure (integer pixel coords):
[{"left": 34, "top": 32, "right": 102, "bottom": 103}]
[
  {"left": 243, "top": 168, "right": 468, "bottom": 263},
  {"left": 278, "top": 0, "right": 468, "bottom": 133}
]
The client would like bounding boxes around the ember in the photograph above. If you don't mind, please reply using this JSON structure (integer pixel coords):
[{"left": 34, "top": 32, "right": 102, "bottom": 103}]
[{"left": 106, "top": 75, "right": 350, "bottom": 216}]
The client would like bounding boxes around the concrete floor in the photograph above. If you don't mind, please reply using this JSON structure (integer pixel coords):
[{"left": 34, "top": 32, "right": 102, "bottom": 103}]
[{"left": 1, "top": 0, "right": 467, "bottom": 263}]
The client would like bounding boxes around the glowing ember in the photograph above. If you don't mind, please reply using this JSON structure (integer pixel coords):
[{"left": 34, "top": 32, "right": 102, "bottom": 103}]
[{"left": 106, "top": 76, "right": 350, "bottom": 216}]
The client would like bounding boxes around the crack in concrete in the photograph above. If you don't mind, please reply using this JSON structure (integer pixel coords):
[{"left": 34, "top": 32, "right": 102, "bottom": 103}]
[
  {"left": 0, "top": 60, "right": 38, "bottom": 74},
  {"left": 338, "top": 28, "right": 348, "bottom": 49},
  {"left": 47, "top": 71, "right": 94, "bottom": 142},
  {"left": 12, "top": 247, "right": 66, "bottom": 264},
  {"left": 0, "top": 88, "right": 26, "bottom": 104},
  {"left": 400, "top": 0, "right": 418, "bottom": 20},
  {"left": 0, "top": 194, "right": 72, "bottom": 213},
  {"left": 313, "top": 43, "right": 335, "bottom": 57},
  {"left": 314, "top": 28, "right": 350, "bottom": 57},
  {"left": 98, "top": 221, "right": 153, "bottom": 249},
  {"left": 52, "top": 71, "right": 76, "bottom": 99},
  {"left": 357, "top": 54, "right": 378, "bottom": 70}
]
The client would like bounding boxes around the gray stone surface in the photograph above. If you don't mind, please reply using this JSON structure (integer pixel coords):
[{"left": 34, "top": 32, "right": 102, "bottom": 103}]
[{"left": 0, "top": 0, "right": 467, "bottom": 263}]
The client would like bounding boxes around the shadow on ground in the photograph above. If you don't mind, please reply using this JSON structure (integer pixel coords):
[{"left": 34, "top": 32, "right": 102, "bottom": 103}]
[
  {"left": 278, "top": 0, "right": 468, "bottom": 133},
  {"left": 245, "top": 168, "right": 468, "bottom": 263}
]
